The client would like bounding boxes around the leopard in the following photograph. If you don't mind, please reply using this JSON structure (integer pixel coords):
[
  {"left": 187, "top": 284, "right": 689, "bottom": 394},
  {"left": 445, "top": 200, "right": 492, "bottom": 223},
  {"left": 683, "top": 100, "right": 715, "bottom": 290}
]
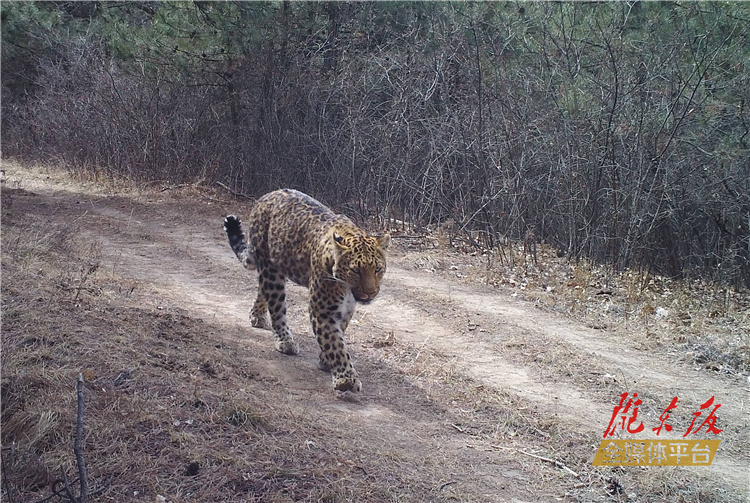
[{"left": 223, "top": 189, "right": 390, "bottom": 392}]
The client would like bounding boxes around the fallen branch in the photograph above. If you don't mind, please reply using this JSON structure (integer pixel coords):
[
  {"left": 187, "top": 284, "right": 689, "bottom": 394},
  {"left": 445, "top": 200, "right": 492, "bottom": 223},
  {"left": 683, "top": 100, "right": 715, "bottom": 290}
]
[
  {"left": 215, "top": 181, "right": 253, "bottom": 200},
  {"left": 516, "top": 449, "right": 580, "bottom": 478},
  {"left": 159, "top": 182, "right": 196, "bottom": 192},
  {"left": 74, "top": 372, "right": 88, "bottom": 503},
  {"left": 60, "top": 467, "right": 76, "bottom": 502},
  {"left": 48, "top": 373, "right": 90, "bottom": 503},
  {"left": 438, "top": 481, "right": 457, "bottom": 491},
  {"left": 48, "top": 474, "right": 114, "bottom": 503}
]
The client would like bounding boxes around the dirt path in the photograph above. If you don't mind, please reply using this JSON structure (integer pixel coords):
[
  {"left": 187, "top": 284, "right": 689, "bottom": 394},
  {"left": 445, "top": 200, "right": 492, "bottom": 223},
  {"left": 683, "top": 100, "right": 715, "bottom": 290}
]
[{"left": 3, "top": 164, "right": 748, "bottom": 502}]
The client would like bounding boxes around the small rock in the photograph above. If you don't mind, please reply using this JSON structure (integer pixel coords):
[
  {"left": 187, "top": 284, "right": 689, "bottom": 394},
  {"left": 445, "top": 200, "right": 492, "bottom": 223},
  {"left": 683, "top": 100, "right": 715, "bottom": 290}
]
[
  {"left": 601, "top": 373, "right": 617, "bottom": 385},
  {"left": 185, "top": 461, "right": 200, "bottom": 476}
]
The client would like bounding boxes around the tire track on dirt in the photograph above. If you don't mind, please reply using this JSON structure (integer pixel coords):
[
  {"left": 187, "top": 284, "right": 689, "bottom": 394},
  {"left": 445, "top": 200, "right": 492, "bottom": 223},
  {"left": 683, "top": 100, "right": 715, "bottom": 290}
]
[
  {"left": 9, "top": 171, "right": 748, "bottom": 499},
  {"left": 360, "top": 287, "right": 612, "bottom": 428},
  {"left": 392, "top": 267, "right": 749, "bottom": 427},
  {"left": 75, "top": 198, "right": 541, "bottom": 502},
  {"left": 369, "top": 267, "right": 749, "bottom": 491}
]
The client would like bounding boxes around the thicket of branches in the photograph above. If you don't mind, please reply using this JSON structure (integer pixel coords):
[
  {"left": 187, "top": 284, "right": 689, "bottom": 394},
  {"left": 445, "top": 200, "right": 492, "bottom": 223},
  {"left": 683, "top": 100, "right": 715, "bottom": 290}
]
[{"left": 3, "top": 2, "right": 749, "bottom": 286}]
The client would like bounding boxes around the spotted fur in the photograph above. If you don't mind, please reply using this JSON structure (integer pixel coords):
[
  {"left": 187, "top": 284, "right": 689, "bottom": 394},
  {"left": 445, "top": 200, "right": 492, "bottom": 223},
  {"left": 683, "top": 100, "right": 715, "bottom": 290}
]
[{"left": 224, "top": 189, "right": 390, "bottom": 392}]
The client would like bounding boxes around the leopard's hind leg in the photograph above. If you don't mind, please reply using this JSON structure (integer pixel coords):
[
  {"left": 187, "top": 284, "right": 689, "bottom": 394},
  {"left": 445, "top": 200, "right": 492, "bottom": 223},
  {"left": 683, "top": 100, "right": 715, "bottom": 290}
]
[
  {"left": 258, "top": 264, "right": 299, "bottom": 355},
  {"left": 250, "top": 283, "right": 272, "bottom": 330}
]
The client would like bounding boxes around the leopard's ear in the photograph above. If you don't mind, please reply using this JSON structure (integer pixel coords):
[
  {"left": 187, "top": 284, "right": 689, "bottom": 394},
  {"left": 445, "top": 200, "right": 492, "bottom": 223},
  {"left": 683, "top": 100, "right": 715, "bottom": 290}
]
[
  {"left": 331, "top": 232, "right": 347, "bottom": 259},
  {"left": 376, "top": 234, "right": 391, "bottom": 250},
  {"left": 333, "top": 232, "right": 345, "bottom": 245}
]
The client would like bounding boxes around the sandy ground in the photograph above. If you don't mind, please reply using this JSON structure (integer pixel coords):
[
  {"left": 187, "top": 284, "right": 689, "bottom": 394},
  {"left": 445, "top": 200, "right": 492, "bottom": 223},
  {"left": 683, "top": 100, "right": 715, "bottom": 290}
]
[{"left": 2, "top": 162, "right": 748, "bottom": 502}]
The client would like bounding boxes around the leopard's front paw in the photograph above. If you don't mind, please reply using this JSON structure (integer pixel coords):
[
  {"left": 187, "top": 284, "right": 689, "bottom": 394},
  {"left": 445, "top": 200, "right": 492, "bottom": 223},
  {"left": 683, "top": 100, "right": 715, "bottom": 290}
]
[
  {"left": 333, "top": 375, "right": 362, "bottom": 393},
  {"left": 318, "top": 353, "right": 331, "bottom": 372},
  {"left": 275, "top": 339, "right": 299, "bottom": 355}
]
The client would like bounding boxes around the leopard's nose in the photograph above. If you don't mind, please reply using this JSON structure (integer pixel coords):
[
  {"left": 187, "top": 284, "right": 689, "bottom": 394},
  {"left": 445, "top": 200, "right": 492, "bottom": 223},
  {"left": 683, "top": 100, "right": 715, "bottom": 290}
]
[{"left": 355, "top": 291, "right": 377, "bottom": 303}]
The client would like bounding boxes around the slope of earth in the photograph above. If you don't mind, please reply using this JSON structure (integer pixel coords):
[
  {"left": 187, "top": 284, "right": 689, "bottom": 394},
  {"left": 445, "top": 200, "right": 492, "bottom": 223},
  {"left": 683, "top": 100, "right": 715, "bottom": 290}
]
[{"left": 2, "top": 161, "right": 748, "bottom": 503}]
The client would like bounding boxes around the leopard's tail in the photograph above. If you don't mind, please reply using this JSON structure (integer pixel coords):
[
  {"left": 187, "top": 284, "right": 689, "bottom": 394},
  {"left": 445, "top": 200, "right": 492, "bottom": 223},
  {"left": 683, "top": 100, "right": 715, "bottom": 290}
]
[{"left": 223, "top": 215, "right": 255, "bottom": 269}]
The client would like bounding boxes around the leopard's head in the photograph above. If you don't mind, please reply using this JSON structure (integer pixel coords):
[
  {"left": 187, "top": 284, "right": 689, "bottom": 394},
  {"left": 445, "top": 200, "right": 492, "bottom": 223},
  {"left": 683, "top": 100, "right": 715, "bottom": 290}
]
[{"left": 331, "top": 229, "right": 390, "bottom": 303}]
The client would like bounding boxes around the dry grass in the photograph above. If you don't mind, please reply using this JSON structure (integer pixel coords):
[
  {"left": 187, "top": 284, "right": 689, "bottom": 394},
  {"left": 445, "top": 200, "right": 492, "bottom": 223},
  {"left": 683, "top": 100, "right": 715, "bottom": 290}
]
[
  {"left": 398, "top": 241, "right": 748, "bottom": 502},
  {"left": 1, "top": 169, "right": 495, "bottom": 503},
  {"left": 414, "top": 237, "right": 750, "bottom": 378},
  {"left": 0, "top": 190, "right": 379, "bottom": 502},
  {"left": 2, "top": 162, "right": 747, "bottom": 503}
]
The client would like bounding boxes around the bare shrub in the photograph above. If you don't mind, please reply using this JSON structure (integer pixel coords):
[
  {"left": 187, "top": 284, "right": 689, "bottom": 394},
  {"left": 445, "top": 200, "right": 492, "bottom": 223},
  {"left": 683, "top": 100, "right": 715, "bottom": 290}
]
[{"left": 3, "top": 2, "right": 748, "bottom": 286}]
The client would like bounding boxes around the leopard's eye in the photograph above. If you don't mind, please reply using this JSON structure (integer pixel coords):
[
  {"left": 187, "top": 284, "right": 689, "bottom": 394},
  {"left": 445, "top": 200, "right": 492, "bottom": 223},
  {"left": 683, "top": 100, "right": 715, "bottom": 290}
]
[
  {"left": 375, "top": 266, "right": 383, "bottom": 273},
  {"left": 352, "top": 266, "right": 360, "bottom": 274}
]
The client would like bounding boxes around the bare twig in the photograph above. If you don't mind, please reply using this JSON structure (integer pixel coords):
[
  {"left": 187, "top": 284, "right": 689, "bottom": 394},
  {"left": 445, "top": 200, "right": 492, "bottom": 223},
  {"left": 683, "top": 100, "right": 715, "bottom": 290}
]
[
  {"left": 45, "top": 473, "right": 114, "bottom": 503},
  {"left": 391, "top": 234, "right": 428, "bottom": 239},
  {"left": 73, "top": 263, "right": 100, "bottom": 302},
  {"left": 439, "top": 481, "right": 457, "bottom": 491},
  {"left": 30, "top": 487, "right": 63, "bottom": 503},
  {"left": 159, "top": 183, "right": 194, "bottom": 192},
  {"left": 88, "top": 474, "right": 116, "bottom": 498},
  {"left": 215, "top": 181, "right": 253, "bottom": 200},
  {"left": 60, "top": 467, "right": 77, "bottom": 502},
  {"left": 516, "top": 449, "right": 580, "bottom": 478},
  {"left": 75, "top": 372, "right": 89, "bottom": 503}
]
